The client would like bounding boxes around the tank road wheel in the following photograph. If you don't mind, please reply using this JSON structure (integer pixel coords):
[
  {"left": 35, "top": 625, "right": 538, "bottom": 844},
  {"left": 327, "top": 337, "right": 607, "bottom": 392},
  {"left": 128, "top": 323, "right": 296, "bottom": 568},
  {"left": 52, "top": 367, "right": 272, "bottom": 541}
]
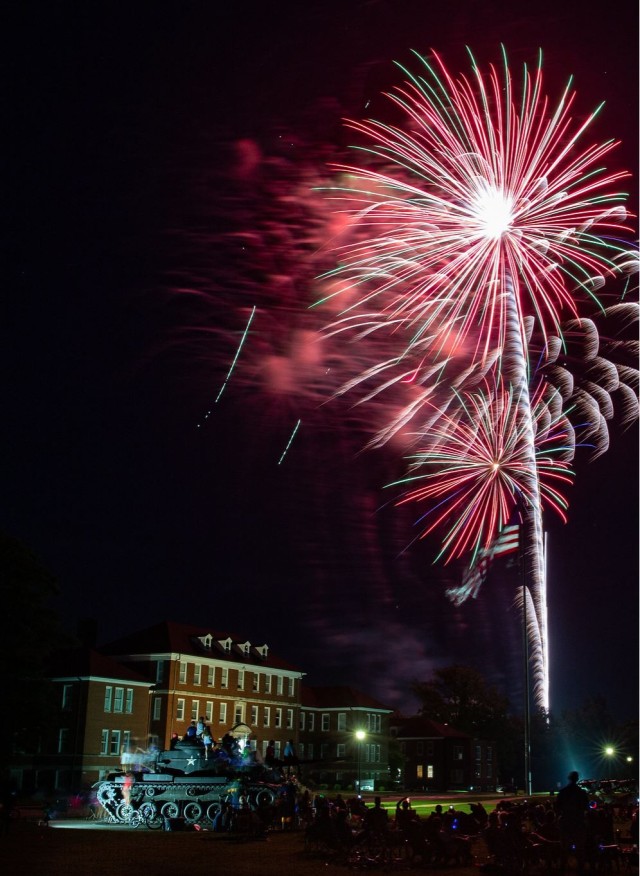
[
  {"left": 255, "top": 788, "right": 276, "bottom": 807},
  {"left": 116, "top": 802, "right": 135, "bottom": 823},
  {"left": 183, "top": 802, "right": 203, "bottom": 824},
  {"left": 206, "top": 803, "right": 220, "bottom": 824},
  {"left": 139, "top": 802, "right": 163, "bottom": 830},
  {"left": 160, "top": 801, "right": 180, "bottom": 820}
]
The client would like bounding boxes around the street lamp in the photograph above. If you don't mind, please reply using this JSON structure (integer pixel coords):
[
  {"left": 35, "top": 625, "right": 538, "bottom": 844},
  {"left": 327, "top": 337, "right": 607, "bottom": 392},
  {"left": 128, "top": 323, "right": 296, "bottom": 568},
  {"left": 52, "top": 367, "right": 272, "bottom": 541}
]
[
  {"left": 604, "top": 746, "right": 615, "bottom": 778},
  {"left": 355, "top": 730, "right": 366, "bottom": 793}
]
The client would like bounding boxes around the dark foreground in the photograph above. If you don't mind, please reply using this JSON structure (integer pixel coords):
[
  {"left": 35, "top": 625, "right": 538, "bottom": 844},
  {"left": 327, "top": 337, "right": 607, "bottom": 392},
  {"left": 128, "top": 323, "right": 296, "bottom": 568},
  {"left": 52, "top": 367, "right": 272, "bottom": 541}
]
[{"left": 0, "top": 819, "right": 480, "bottom": 876}]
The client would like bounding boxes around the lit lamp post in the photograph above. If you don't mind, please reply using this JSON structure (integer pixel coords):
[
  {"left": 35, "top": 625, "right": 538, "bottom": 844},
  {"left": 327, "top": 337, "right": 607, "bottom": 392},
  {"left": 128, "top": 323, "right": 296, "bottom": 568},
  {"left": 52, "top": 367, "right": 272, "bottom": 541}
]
[
  {"left": 604, "top": 746, "right": 615, "bottom": 778},
  {"left": 355, "top": 729, "right": 366, "bottom": 793}
]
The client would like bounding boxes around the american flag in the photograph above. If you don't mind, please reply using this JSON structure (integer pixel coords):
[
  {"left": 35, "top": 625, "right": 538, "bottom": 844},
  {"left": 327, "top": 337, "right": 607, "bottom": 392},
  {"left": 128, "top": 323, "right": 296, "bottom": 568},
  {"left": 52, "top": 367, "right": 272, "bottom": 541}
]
[{"left": 446, "top": 524, "right": 520, "bottom": 606}]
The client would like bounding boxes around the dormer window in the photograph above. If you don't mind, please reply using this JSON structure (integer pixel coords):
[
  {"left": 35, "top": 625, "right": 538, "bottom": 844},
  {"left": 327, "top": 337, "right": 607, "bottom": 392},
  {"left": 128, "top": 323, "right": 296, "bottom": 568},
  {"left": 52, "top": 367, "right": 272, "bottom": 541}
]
[
  {"left": 256, "top": 644, "right": 269, "bottom": 659},
  {"left": 240, "top": 641, "right": 251, "bottom": 655},
  {"left": 198, "top": 634, "right": 213, "bottom": 649},
  {"left": 219, "top": 637, "right": 232, "bottom": 652}
]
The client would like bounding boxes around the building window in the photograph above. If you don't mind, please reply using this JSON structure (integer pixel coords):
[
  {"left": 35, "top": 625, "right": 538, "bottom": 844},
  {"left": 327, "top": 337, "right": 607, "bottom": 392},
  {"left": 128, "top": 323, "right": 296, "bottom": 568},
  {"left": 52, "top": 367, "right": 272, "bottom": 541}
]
[
  {"left": 277, "top": 676, "right": 284, "bottom": 696},
  {"left": 250, "top": 705, "right": 258, "bottom": 725},
  {"left": 275, "top": 708, "right": 282, "bottom": 728},
  {"left": 453, "top": 745, "right": 464, "bottom": 761},
  {"left": 208, "top": 666, "right": 215, "bottom": 687},
  {"left": 321, "top": 713, "right": 330, "bottom": 732},
  {"left": 337, "top": 713, "right": 346, "bottom": 731},
  {"left": 427, "top": 765, "right": 434, "bottom": 779},
  {"left": 274, "top": 741, "right": 281, "bottom": 759},
  {"left": 234, "top": 704, "right": 244, "bottom": 724},
  {"left": 221, "top": 668, "right": 228, "bottom": 689},
  {"left": 61, "top": 684, "right": 73, "bottom": 711},
  {"left": 205, "top": 701, "right": 213, "bottom": 722},
  {"left": 177, "top": 699, "right": 185, "bottom": 721},
  {"left": 263, "top": 707, "right": 271, "bottom": 728},
  {"left": 367, "top": 713, "right": 381, "bottom": 733},
  {"left": 110, "top": 730, "right": 121, "bottom": 755},
  {"left": 265, "top": 675, "right": 272, "bottom": 694},
  {"left": 337, "top": 743, "right": 346, "bottom": 758},
  {"left": 104, "top": 686, "right": 113, "bottom": 712},
  {"left": 179, "top": 662, "right": 187, "bottom": 684},
  {"left": 252, "top": 673, "right": 259, "bottom": 692},
  {"left": 286, "top": 708, "right": 294, "bottom": 729},
  {"left": 153, "top": 698, "right": 162, "bottom": 721},
  {"left": 288, "top": 677, "right": 295, "bottom": 697},
  {"left": 191, "top": 700, "right": 199, "bottom": 721},
  {"left": 320, "top": 743, "right": 328, "bottom": 761},
  {"left": 417, "top": 764, "right": 424, "bottom": 779},
  {"left": 125, "top": 689, "right": 133, "bottom": 714},
  {"left": 114, "top": 687, "right": 124, "bottom": 714},
  {"left": 426, "top": 741, "right": 434, "bottom": 756},
  {"left": 487, "top": 746, "right": 493, "bottom": 761},
  {"left": 123, "top": 730, "right": 131, "bottom": 749},
  {"left": 299, "top": 712, "right": 306, "bottom": 731},
  {"left": 308, "top": 713, "right": 315, "bottom": 732},
  {"left": 238, "top": 670, "right": 245, "bottom": 691},
  {"left": 155, "top": 661, "right": 165, "bottom": 683},
  {"left": 219, "top": 703, "right": 227, "bottom": 724},
  {"left": 475, "top": 745, "right": 482, "bottom": 761},
  {"left": 194, "top": 665, "right": 201, "bottom": 685},
  {"left": 101, "top": 730, "right": 109, "bottom": 755},
  {"left": 58, "top": 728, "right": 69, "bottom": 754},
  {"left": 298, "top": 742, "right": 305, "bottom": 757}
]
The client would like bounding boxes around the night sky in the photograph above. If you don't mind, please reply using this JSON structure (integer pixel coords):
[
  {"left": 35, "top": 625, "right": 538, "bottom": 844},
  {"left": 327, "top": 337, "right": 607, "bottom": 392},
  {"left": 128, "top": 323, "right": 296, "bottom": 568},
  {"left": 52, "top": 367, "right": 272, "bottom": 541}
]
[{"left": 4, "top": 1, "right": 638, "bottom": 720}]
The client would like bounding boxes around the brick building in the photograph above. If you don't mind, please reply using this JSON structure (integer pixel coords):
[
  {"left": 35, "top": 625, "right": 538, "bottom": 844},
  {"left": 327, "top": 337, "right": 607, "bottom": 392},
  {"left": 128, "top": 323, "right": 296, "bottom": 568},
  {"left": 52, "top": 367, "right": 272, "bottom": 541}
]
[
  {"left": 299, "top": 686, "right": 394, "bottom": 790},
  {"left": 391, "top": 715, "right": 497, "bottom": 792}
]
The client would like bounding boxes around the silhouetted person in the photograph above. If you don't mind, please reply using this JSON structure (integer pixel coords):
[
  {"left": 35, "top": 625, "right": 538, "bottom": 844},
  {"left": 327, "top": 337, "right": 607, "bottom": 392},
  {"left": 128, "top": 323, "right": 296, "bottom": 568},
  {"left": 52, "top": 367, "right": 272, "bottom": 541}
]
[{"left": 555, "top": 771, "right": 589, "bottom": 871}]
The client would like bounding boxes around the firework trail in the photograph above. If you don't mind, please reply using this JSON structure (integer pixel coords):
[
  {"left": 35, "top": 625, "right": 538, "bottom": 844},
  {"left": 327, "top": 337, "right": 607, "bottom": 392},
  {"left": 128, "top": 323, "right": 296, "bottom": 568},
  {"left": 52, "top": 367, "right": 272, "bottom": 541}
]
[{"left": 318, "top": 46, "right": 637, "bottom": 709}]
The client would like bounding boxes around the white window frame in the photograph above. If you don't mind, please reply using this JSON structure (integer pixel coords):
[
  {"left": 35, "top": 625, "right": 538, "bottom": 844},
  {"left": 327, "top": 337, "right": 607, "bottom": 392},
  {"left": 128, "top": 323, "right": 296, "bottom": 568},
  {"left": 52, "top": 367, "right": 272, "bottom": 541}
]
[
  {"left": 219, "top": 702, "right": 227, "bottom": 724},
  {"left": 110, "top": 730, "right": 121, "bottom": 755},
  {"left": 104, "top": 686, "right": 113, "bottom": 712},
  {"left": 275, "top": 708, "right": 282, "bottom": 728},
  {"left": 337, "top": 743, "right": 346, "bottom": 758},
  {"left": 286, "top": 708, "right": 294, "bottom": 729},
  {"left": 308, "top": 713, "right": 315, "bottom": 732},
  {"left": 250, "top": 705, "right": 258, "bottom": 725},
  {"left": 299, "top": 712, "right": 306, "bottom": 730},
  {"left": 153, "top": 697, "right": 162, "bottom": 720},
  {"left": 252, "top": 672, "right": 259, "bottom": 692},
  {"left": 205, "top": 701, "right": 213, "bottom": 722},
  {"left": 321, "top": 713, "right": 330, "bottom": 732},
  {"left": 277, "top": 676, "right": 284, "bottom": 695},
  {"left": 58, "top": 728, "right": 69, "bottom": 754},
  {"left": 191, "top": 700, "right": 199, "bottom": 721},
  {"left": 221, "top": 668, "right": 228, "bottom": 689},
  {"left": 101, "top": 729, "right": 109, "bottom": 755},
  {"left": 288, "top": 677, "right": 295, "bottom": 696},
  {"left": 125, "top": 688, "right": 133, "bottom": 714},
  {"left": 179, "top": 662, "right": 187, "bottom": 684},
  {"left": 113, "top": 687, "right": 124, "bottom": 714},
  {"left": 238, "top": 669, "right": 245, "bottom": 690},
  {"left": 337, "top": 712, "right": 346, "bottom": 731},
  {"left": 265, "top": 674, "right": 272, "bottom": 694},
  {"left": 234, "top": 703, "right": 244, "bottom": 724},
  {"left": 263, "top": 707, "right": 271, "bottom": 728},
  {"left": 193, "top": 664, "right": 202, "bottom": 685},
  {"left": 208, "top": 666, "right": 215, "bottom": 687},
  {"left": 61, "top": 684, "right": 73, "bottom": 710},
  {"left": 177, "top": 698, "right": 185, "bottom": 721}
]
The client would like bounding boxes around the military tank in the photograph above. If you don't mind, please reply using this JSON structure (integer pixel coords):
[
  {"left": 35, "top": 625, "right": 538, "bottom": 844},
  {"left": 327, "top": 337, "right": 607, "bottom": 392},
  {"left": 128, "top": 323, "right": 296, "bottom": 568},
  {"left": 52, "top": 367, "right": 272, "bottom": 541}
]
[{"left": 94, "top": 735, "right": 284, "bottom": 827}]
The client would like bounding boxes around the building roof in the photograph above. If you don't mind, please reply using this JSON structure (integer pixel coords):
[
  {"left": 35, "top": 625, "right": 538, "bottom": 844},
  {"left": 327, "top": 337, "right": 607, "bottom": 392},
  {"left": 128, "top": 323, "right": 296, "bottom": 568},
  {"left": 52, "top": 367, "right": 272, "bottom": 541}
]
[
  {"left": 301, "top": 685, "right": 392, "bottom": 712},
  {"left": 49, "top": 647, "right": 151, "bottom": 684},
  {"left": 391, "top": 715, "right": 472, "bottom": 739},
  {"left": 100, "top": 620, "right": 304, "bottom": 673}
]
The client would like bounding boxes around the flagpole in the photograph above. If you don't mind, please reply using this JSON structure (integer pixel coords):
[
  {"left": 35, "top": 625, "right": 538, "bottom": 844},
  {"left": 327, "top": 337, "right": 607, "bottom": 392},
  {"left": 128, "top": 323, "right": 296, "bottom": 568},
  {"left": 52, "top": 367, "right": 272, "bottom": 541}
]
[{"left": 521, "top": 514, "right": 532, "bottom": 796}]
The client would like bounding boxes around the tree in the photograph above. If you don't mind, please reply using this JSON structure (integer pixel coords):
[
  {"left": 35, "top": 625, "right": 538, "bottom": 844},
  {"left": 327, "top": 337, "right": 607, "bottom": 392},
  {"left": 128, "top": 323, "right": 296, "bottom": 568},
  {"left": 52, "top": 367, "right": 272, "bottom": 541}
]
[{"left": 0, "top": 533, "right": 74, "bottom": 765}]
